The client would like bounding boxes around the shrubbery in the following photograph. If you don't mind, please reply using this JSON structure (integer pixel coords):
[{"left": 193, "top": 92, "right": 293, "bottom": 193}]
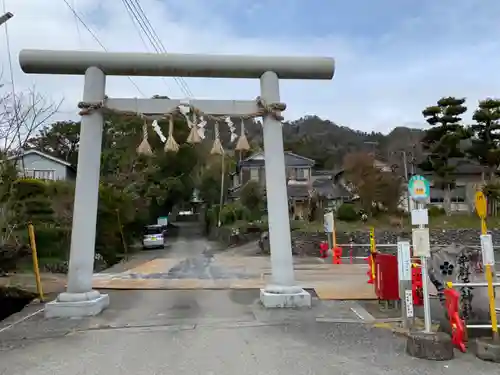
[
  {"left": 6, "top": 178, "right": 149, "bottom": 270},
  {"left": 219, "top": 202, "right": 251, "bottom": 226},
  {"left": 428, "top": 205, "right": 446, "bottom": 217},
  {"left": 336, "top": 203, "right": 358, "bottom": 221}
]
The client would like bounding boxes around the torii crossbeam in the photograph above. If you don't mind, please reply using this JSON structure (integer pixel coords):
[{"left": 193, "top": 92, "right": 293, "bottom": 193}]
[{"left": 19, "top": 49, "right": 335, "bottom": 318}]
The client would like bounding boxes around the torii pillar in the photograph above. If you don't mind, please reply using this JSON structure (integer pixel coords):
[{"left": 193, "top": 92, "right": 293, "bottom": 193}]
[{"left": 19, "top": 50, "right": 335, "bottom": 317}]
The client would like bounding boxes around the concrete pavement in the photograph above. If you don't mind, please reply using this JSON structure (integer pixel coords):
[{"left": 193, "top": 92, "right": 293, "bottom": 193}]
[
  {"left": 1, "top": 288, "right": 499, "bottom": 374},
  {"left": 92, "top": 236, "right": 379, "bottom": 299},
  {"left": 1, "top": 226, "right": 498, "bottom": 373}
]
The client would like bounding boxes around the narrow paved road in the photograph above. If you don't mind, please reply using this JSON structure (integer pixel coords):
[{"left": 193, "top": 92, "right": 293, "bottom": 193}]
[{"left": 0, "top": 225, "right": 498, "bottom": 374}]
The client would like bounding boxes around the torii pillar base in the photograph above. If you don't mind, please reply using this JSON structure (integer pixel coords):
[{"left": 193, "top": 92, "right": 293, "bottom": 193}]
[
  {"left": 260, "top": 286, "right": 311, "bottom": 308},
  {"left": 44, "top": 291, "right": 109, "bottom": 318}
]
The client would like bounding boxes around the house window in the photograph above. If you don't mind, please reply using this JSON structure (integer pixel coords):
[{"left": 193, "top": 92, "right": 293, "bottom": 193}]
[
  {"left": 430, "top": 187, "right": 466, "bottom": 203},
  {"left": 232, "top": 174, "right": 240, "bottom": 188},
  {"left": 289, "top": 168, "right": 307, "bottom": 181},
  {"left": 295, "top": 168, "right": 306, "bottom": 180},
  {"left": 25, "top": 169, "right": 56, "bottom": 180},
  {"left": 250, "top": 168, "right": 259, "bottom": 181}
]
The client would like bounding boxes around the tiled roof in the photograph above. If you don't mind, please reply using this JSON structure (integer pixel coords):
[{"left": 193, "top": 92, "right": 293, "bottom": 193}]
[
  {"left": 239, "top": 151, "right": 315, "bottom": 168},
  {"left": 313, "top": 178, "right": 352, "bottom": 199}
]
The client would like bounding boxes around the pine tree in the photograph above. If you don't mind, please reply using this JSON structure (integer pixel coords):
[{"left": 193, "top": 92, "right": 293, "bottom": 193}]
[
  {"left": 419, "top": 97, "right": 467, "bottom": 214},
  {"left": 467, "top": 98, "right": 500, "bottom": 178}
]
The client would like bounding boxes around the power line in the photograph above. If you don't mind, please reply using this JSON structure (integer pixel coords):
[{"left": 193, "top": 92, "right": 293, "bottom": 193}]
[
  {"left": 120, "top": 0, "right": 171, "bottom": 94},
  {"left": 129, "top": 0, "right": 194, "bottom": 97},
  {"left": 123, "top": 0, "right": 192, "bottom": 97},
  {"left": 70, "top": 0, "right": 83, "bottom": 46},
  {"left": 122, "top": 0, "right": 194, "bottom": 97},
  {"left": 62, "top": 0, "right": 146, "bottom": 97}
]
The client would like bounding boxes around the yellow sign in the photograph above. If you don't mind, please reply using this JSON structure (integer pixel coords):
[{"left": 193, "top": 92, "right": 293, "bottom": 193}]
[
  {"left": 475, "top": 191, "right": 487, "bottom": 219},
  {"left": 369, "top": 227, "right": 376, "bottom": 253}
]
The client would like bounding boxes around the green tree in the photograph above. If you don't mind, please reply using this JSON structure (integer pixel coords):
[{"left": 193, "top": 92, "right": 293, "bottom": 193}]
[
  {"left": 240, "top": 180, "right": 263, "bottom": 214},
  {"left": 27, "top": 111, "right": 201, "bottom": 221},
  {"left": 26, "top": 121, "right": 80, "bottom": 165},
  {"left": 467, "top": 98, "right": 500, "bottom": 179},
  {"left": 197, "top": 155, "right": 233, "bottom": 206},
  {"left": 419, "top": 97, "right": 467, "bottom": 214}
]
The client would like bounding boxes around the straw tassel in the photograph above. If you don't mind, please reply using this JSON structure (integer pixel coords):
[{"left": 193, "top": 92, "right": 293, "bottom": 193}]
[
  {"left": 186, "top": 112, "right": 202, "bottom": 144},
  {"left": 235, "top": 119, "right": 250, "bottom": 151},
  {"left": 136, "top": 119, "right": 154, "bottom": 156},
  {"left": 210, "top": 121, "right": 224, "bottom": 155},
  {"left": 164, "top": 116, "right": 180, "bottom": 152}
]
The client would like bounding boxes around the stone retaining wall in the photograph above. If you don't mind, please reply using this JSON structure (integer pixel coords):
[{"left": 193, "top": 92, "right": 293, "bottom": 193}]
[
  {"left": 282, "top": 229, "right": 500, "bottom": 257},
  {"left": 208, "top": 226, "right": 261, "bottom": 248},
  {"left": 210, "top": 225, "right": 500, "bottom": 257}
]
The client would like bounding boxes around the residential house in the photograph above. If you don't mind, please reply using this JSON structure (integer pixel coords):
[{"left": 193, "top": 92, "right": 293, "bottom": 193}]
[
  {"left": 7, "top": 149, "right": 76, "bottom": 181},
  {"left": 229, "top": 151, "right": 315, "bottom": 219},
  {"left": 310, "top": 170, "right": 352, "bottom": 212},
  {"left": 417, "top": 158, "right": 491, "bottom": 213},
  {"left": 333, "top": 157, "right": 491, "bottom": 213}
]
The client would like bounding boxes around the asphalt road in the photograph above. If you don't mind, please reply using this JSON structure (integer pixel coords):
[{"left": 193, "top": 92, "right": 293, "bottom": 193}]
[{"left": 0, "top": 225, "right": 498, "bottom": 374}]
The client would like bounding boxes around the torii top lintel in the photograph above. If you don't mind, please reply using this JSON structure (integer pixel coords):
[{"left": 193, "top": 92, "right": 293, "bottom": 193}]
[{"left": 19, "top": 49, "right": 335, "bottom": 80}]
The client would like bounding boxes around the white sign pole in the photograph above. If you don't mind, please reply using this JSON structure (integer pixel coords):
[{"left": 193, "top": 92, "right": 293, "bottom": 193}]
[
  {"left": 397, "top": 241, "right": 412, "bottom": 328},
  {"left": 408, "top": 175, "right": 432, "bottom": 334},
  {"left": 324, "top": 212, "right": 334, "bottom": 252},
  {"left": 417, "top": 203, "right": 432, "bottom": 333}
]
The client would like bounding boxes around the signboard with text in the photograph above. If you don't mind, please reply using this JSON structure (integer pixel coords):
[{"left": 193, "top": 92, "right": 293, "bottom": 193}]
[{"left": 408, "top": 175, "right": 430, "bottom": 202}]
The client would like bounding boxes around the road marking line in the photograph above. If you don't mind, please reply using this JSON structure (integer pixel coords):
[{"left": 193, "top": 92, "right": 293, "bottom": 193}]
[
  {"left": 350, "top": 305, "right": 376, "bottom": 322},
  {"left": 315, "top": 317, "right": 367, "bottom": 324},
  {"left": 0, "top": 307, "right": 44, "bottom": 334}
]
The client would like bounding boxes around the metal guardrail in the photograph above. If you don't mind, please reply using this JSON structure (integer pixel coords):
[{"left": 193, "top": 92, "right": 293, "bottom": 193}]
[
  {"left": 335, "top": 243, "right": 500, "bottom": 249},
  {"left": 447, "top": 281, "right": 500, "bottom": 330}
]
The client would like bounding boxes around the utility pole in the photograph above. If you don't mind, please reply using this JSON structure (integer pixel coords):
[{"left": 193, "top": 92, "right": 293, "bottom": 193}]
[
  {"left": 0, "top": 12, "right": 13, "bottom": 26},
  {"left": 364, "top": 141, "right": 378, "bottom": 157},
  {"left": 401, "top": 150, "right": 413, "bottom": 212}
]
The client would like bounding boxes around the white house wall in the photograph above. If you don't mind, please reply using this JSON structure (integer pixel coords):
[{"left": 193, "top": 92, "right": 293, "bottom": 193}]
[{"left": 17, "top": 153, "right": 68, "bottom": 180}]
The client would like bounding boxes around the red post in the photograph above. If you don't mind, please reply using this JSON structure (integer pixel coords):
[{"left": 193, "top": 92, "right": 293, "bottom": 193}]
[
  {"left": 333, "top": 246, "right": 342, "bottom": 264},
  {"left": 366, "top": 255, "right": 374, "bottom": 284},
  {"left": 411, "top": 264, "right": 423, "bottom": 306},
  {"left": 319, "top": 241, "right": 329, "bottom": 259},
  {"left": 445, "top": 288, "right": 466, "bottom": 352}
]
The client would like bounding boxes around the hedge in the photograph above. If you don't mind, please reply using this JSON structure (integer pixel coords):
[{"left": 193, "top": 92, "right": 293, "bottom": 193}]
[{"left": 6, "top": 179, "right": 149, "bottom": 269}]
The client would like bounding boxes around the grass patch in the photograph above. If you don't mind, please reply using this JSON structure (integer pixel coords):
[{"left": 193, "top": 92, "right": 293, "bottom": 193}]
[{"left": 292, "top": 214, "right": 498, "bottom": 232}]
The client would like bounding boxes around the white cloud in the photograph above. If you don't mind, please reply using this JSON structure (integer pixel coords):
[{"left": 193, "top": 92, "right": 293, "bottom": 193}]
[{"left": 1, "top": 0, "right": 500, "bottom": 133}]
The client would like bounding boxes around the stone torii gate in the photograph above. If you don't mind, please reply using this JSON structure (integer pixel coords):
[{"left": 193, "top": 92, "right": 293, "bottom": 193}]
[{"left": 19, "top": 49, "right": 335, "bottom": 318}]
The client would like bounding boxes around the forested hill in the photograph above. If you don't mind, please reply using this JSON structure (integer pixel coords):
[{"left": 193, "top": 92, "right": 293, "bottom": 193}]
[{"left": 243, "top": 115, "right": 424, "bottom": 169}]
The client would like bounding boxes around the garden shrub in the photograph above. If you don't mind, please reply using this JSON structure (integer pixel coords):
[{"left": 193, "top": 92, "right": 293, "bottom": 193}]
[
  {"left": 428, "top": 205, "right": 446, "bottom": 217},
  {"left": 219, "top": 202, "right": 251, "bottom": 226},
  {"left": 32, "top": 226, "right": 70, "bottom": 259},
  {"left": 11, "top": 178, "right": 47, "bottom": 200},
  {"left": 5, "top": 179, "right": 148, "bottom": 269},
  {"left": 336, "top": 203, "right": 358, "bottom": 221}
]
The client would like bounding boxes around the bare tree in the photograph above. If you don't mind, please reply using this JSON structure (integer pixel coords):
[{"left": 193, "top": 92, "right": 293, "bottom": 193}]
[
  {"left": 0, "top": 83, "right": 63, "bottom": 154},
  {"left": 343, "top": 152, "right": 403, "bottom": 216},
  {"left": 0, "top": 82, "right": 62, "bottom": 247}
]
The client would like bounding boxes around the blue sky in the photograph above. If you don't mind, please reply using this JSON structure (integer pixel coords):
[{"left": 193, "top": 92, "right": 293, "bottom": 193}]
[{"left": 4, "top": 0, "right": 500, "bottom": 133}]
